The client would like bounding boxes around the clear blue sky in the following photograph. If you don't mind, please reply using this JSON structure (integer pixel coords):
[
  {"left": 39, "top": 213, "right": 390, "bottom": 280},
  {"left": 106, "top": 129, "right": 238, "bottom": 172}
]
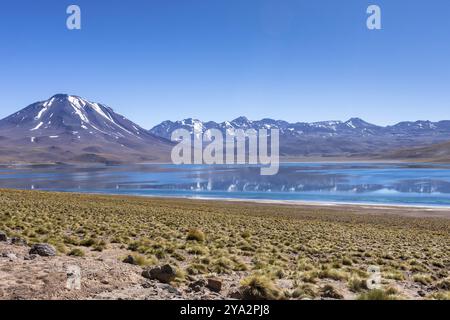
[{"left": 0, "top": 0, "right": 449, "bottom": 128}]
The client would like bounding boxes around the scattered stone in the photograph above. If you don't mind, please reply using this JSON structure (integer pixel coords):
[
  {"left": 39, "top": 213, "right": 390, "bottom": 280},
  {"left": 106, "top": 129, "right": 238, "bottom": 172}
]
[
  {"left": 142, "top": 264, "right": 177, "bottom": 284},
  {"left": 122, "top": 255, "right": 137, "bottom": 265},
  {"left": 1, "top": 252, "right": 18, "bottom": 261},
  {"left": 186, "top": 275, "right": 197, "bottom": 282},
  {"left": 207, "top": 278, "right": 222, "bottom": 293},
  {"left": 29, "top": 243, "right": 57, "bottom": 257},
  {"left": 142, "top": 281, "right": 153, "bottom": 289},
  {"left": 11, "top": 237, "right": 27, "bottom": 246},
  {"left": 418, "top": 290, "right": 426, "bottom": 297},
  {"left": 158, "top": 283, "right": 182, "bottom": 295},
  {"left": 0, "top": 232, "right": 7, "bottom": 242},
  {"left": 24, "top": 254, "right": 38, "bottom": 261},
  {"left": 6, "top": 253, "right": 18, "bottom": 261},
  {"left": 189, "top": 279, "right": 206, "bottom": 292}
]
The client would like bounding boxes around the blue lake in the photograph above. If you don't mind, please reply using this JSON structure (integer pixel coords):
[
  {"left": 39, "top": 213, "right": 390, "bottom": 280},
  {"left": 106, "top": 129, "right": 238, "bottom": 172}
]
[{"left": 1, "top": 163, "right": 450, "bottom": 207}]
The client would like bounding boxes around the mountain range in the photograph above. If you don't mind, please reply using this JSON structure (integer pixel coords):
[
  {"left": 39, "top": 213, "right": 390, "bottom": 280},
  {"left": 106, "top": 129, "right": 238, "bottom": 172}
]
[
  {"left": 0, "top": 94, "right": 449, "bottom": 164},
  {"left": 149, "top": 117, "right": 450, "bottom": 160}
]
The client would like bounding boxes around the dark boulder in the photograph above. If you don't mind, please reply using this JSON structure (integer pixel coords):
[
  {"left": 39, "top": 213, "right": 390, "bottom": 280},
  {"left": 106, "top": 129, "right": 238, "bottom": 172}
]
[
  {"left": 142, "top": 264, "right": 177, "bottom": 284},
  {"left": 207, "top": 278, "right": 223, "bottom": 293},
  {"left": 29, "top": 243, "right": 56, "bottom": 257}
]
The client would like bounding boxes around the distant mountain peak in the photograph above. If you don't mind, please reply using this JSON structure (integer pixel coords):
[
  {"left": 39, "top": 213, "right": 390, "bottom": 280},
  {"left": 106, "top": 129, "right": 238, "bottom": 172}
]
[{"left": 344, "top": 117, "right": 377, "bottom": 129}]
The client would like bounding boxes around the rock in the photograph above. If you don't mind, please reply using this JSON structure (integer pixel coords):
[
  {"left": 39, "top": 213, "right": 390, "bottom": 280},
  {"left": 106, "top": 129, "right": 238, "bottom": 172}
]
[
  {"left": 11, "top": 237, "right": 27, "bottom": 246},
  {"left": 189, "top": 279, "right": 206, "bottom": 292},
  {"left": 207, "top": 278, "right": 222, "bottom": 293},
  {"left": 229, "top": 290, "right": 242, "bottom": 299},
  {"left": 24, "top": 254, "right": 38, "bottom": 261},
  {"left": 158, "top": 283, "right": 182, "bottom": 295},
  {"left": 0, "top": 232, "right": 7, "bottom": 242},
  {"left": 142, "top": 264, "right": 177, "bottom": 284},
  {"left": 186, "top": 275, "right": 197, "bottom": 282},
  {"left": 1, "top": 252, "right": 17, "bottom": 261},
  {"left": 418, "top": 290, "right": 426, "bottom": 297},
  {"left": 122, "top": 255, "right": 137, "bottom": 265},
  {"left": 29, "top": 243, "right": 56, "bottom": 257},
  {"left": 142, "top": 281, "right": 153, "bottom": 289},
  {"left": 6, "top": 253, "right": 18, "bottom": 261}
]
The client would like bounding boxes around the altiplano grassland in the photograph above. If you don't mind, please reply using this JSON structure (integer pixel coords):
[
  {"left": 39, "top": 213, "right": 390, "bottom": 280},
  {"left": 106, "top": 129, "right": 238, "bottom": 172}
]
[{"left": 0, "top": 189, "right": 449, "bottom": 300}]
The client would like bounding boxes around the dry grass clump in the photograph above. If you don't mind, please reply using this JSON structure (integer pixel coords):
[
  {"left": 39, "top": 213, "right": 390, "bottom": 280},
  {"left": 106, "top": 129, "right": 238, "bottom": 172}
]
[
  {"left": 68, "top": 248, "right": 85, "bottom": 257},
  {"left": 413, "top": 274, "right": 434, "bottom": 286},
  {"left": 357, "top": 288, "right": 398, "bottom": 300},
  {"left": 186, "top": 228, "right": 206, "bottom": 242},
  {"left": 240, "top": 275, "right": 283, "bottom": 300},
  {"left": 348, "top": 276, "right": 368, "bottom": 292}
]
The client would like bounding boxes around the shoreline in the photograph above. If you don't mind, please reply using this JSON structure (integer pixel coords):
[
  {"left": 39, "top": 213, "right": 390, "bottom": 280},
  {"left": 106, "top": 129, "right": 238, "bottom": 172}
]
[{"left": 2, "top": 159, "right": 450, "bottom": 166}]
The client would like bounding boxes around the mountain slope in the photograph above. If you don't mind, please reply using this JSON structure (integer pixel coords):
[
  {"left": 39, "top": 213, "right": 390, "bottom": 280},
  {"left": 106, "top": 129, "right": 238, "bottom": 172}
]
[
  {"left": 0, "top": 94, "right": 172, "bottom": 163},
  {"left": 387, "top": 141, "right": 450, "bottom": 162}
]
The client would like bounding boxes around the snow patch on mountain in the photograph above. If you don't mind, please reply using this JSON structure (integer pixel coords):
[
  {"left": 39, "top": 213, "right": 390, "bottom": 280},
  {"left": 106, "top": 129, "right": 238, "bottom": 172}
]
[{"left": 30, "top": 122, "right": 43, "bottom": 131}]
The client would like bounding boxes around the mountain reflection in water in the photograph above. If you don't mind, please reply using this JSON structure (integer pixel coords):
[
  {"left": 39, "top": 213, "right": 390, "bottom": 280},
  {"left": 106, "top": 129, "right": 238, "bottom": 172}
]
[{"left": 1, "top": 163, "right": 450, "bottom": 207}]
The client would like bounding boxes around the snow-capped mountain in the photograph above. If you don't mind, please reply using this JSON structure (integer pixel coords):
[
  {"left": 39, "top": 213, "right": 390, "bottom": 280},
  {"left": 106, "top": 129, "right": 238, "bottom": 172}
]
[
  {"left": 150, "top": 117, "right": 450, "bottom": 139},
  {"left": 150, "top": 117, "right": 450, "bottom": 158},
  {"left": 0, "top": 94, "right": 172, "bottom": 163}
]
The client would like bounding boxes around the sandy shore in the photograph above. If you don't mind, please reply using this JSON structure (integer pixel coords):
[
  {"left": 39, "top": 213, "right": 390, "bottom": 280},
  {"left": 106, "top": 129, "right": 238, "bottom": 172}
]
[{"left": 174, "top": 196, "right": 450, "bottom": 218}]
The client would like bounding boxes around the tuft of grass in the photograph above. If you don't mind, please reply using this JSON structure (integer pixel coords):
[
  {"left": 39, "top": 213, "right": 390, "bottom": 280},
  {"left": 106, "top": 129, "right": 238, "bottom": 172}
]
[
  {"left": 413, "top": 274, "right": 433, "bottom": 286},
  {"left": 357, "top": 289, "right": 397, "bottom": 300},
  {"left": 240, "top": 275, "right": 283, "bottom": 300},
  {"left": 80, "top": 238, "right": 97, "bottom": 247},
  {"left": 186, "top": 245, "right": 208, "bottom": 255},
  {"left": 318, "top": 267, "right": 348, "bottom": 281},
  {"left": 125, "top": 254, "right": 157, "bottom": 266},
  {"left": 186, "top": 228, "right": 206, "bottom": 242},
  {"left": 435, "top": 278, "right": 450, "bottom": 291},
  {"left": 348, "top": 276, "right": 368, "bottom": 292},
  {"left": 426, "top": 291, "right": 450, "bottom": 300},
  {"left": 210, "top": 257, "right": 234, "bottom": 274},
  {"left": 320, "top": 284, "right": 344, "bottom": 299},
  {"left": 68, "top": 248, "right": 85, "bottom": 257},
  {"left": 291, "top": 284, "right": 317, "bottom": 299}
]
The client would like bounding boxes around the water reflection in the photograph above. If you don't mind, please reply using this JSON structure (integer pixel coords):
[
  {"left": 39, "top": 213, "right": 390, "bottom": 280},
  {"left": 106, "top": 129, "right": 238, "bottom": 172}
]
[{"left": 1, "top": 163, "right": 450, "bottom": 206}]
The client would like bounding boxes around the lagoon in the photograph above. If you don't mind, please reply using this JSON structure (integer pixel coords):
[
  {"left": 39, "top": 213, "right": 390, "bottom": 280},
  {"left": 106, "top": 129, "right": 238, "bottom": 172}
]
[{"left": 1, "top": 163, "right": 450, "bottom": 207}]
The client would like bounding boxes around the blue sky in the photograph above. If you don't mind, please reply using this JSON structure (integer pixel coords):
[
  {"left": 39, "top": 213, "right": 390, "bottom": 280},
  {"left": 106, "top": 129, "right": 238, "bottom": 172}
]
[{"left": 0, "top": 0, "right": 449, "bottom": 128}]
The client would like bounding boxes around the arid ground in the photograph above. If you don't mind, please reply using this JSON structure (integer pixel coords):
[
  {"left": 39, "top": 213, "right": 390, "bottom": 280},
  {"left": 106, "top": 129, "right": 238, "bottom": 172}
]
[{"left": 0, "top": 189, "right": 449, "bottom": 300}]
